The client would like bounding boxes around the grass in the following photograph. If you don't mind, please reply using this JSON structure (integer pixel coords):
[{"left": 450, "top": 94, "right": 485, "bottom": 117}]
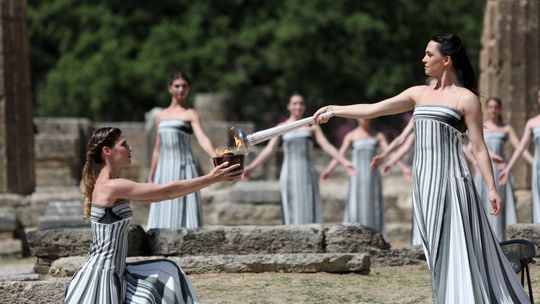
[
  {"left": 190, "top": 263, "right": 540, "bottom": 303},
  {"left": 1, "top": 256, "right": 539, "bottom": 303},
  {"left": 191, "top": 265, "right": 434, "bottom": 304}
]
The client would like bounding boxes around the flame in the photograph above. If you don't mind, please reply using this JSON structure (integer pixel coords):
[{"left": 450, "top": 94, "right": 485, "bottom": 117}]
[{"left": 215, "top": 127, "right": 246, "bottom": 156}]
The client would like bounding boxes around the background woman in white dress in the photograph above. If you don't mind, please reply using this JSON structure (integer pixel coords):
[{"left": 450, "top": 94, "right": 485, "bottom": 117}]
[
  {"left": 147, "top": 72, "right": 216, "bottom": 229},
  {"left": 473, "top": 97, "right": 532, "bottom": 240},
  {"left": 321, "top": 118, "right": 411, "bottom": 235},
  {"left": 500, "top": 89, "right": 540, "bottom": 223},
  {"left": 243, "top": 93, "right": 355, "bottom": 224}
]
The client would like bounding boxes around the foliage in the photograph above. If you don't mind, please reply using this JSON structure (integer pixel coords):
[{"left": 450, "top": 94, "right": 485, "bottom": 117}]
[{"left": 29, "top": 0, "right": 485, "bottom": 125}]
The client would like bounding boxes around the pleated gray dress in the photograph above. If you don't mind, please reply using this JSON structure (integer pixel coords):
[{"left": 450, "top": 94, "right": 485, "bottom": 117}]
[
  {"left": 65, "top": 201, "right": 199, "bottom": 304},
  {"left": 345, "top": 138, "right": 384, "bottom": 235},
  {"left": 280, "top": 130, "right": 322, "bottom": 224},
  {"left": 413, "top": 105, "right": 529, "bottom": 303},
  {"left": 532, "top": 127, "right": 540, "bottom": 223},
  {"left": 147, "top": 120, "right": 202, "bottom": 229},
  {"left": 474, "top": 131, "right": 517, "bottom": 241}
]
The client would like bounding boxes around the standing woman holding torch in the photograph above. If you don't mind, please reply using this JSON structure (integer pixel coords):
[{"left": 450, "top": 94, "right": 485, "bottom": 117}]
[{"left": 314, "top": 34, "right": 529, "bottom": 303}]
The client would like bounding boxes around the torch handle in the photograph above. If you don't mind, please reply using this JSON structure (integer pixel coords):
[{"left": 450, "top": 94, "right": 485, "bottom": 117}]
[{"left": 247, "top": 112, "right": 334, "bottom": 146}]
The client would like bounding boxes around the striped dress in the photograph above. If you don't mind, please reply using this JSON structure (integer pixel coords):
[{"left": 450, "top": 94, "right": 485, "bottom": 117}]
[
  {"left": 413, "top": 105, "right": 529, "bottom": 303},
  {"left": 474, "top": 131, "right": 517, "bottom": 241},
  {"left": 345, "top": 138, "right": 384, "bottom": 235},
  {"left": 65, "top": 201, "right": 199, "bottom": 304},
  {"left": 532, "top": 127, "right": 540, "bottom": 223},
  {"left": 280, "top": 130, "right": 322, "bottom": 224},
  {"left": 147, "top": 120, "right": 202, "bottom": 229}
]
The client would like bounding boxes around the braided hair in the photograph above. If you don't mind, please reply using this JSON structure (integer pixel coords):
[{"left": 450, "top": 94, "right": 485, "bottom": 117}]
[{"left": 80, "top": 127, "right": 122, "bottom": 220}]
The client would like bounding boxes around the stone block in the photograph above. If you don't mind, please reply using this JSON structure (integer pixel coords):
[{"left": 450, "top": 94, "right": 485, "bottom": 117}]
[
  {"left": 506, "top": 223, "right": 540, "bottom": 256},
  {"left": 228, "top": 181, "right": 281, "bottom": 204},
  {"left": 0, "top": 279, "right": 70, "bottom": 304},
  {"left": 27, "top": 225, "right": 148, "bottom": 260},
  {"left": 210, "top": 201, "right": 282, "bottom": 226},
  {"left": 371, "top": 246, "right": 425, "bottom": 267},
  {"left": 324, "top": 224, "right": 390, "bottom": 253},
  {"left": 38, "top": 200, "right": 85, "bottom": 229},
  {"left": 174, "top": 253, "right": 370, "bottom": 274},
  {"left": 50, "top": 253, "right": 371, "bottom": 276},
  {"left": 0, "top": 209, "right": 16, "bottom": 231},
  {"left": 148, "top": 225, "right": 325, "bottom": 256}
]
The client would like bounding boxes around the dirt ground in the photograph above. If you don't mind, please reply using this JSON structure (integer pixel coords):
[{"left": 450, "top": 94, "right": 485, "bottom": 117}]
[
  {"left": 1, "top": 258, "right": 539, "bottom": 303},
  {"left": 189, "top": 263, "right": 540, "bottom": 304}
]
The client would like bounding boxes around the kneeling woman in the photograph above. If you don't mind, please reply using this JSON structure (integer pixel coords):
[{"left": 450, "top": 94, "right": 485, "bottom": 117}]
[{"left": 64, "top": 127, "right": 241, "bottom": 304}]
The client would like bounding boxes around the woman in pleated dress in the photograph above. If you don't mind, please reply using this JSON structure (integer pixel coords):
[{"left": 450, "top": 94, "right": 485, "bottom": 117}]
[
  {"left": 314, "top": 33, "right": 529, "bottom": 303},
  {"left": 64, "top": 127, "right": 241, "bottom": 304},
  {"left": 500, "top": 89, "right": 540, "bottom": 223},
  {"left": 320, "top": 118, "right": 411, "bottom": 236},
  {"left": 243, "top": 93, "right": 355, "bottom": 224},
  {"left": 473, "top": 97, "right": 533, "bottom": 240},
  {"left": 147, "top": 72, "right": 216, "bottom": 229}
]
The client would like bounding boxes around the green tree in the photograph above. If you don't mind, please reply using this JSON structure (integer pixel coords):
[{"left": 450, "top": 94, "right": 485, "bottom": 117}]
[{"left": 29, "top": 0, "right": 485, "bottom": 125}]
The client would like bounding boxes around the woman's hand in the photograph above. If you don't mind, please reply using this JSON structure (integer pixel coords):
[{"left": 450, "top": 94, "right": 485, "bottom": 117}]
[
  {"left": 320, "top": 168, "right": 332, "bottom": 183},
  {"left": 208, "top": 162, "right": 243, "bottom": 182},
  {"left": 380, "top": 164, "right": 391, "bottom": 176},
  {"left": 370, "top": 155, "right": 385, "bottom": 170},
  {"left": 401, "top": 166, "right": 413, "bottom": 183},
  {"left": 490, "top": 153, "right": 506, "bottom": 170},
  {"left": 313, "top": 106, "right": 334, "bottom": 124},
  {"left": 345, "top": 164, "right": 356, "bottom": 176},
  {"left": 498, "top": 168, "right": 509, "bottom": 186},
  {"left": 488, "top": 189, "right": 503, "bottom": 216},
  {"left": 242, "top": 166, "right": 254, "bottom": 180}
]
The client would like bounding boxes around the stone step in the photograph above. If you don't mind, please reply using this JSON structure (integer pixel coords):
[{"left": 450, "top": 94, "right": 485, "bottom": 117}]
[
  {"left": 28, "top": 224, "right": 389, "bottom": 261},
  {"left": 49, "top": 253, "right": 371, "bottom": 277},
  {"left": 0, "top": 278, "right": 69, "bottom": 304}
]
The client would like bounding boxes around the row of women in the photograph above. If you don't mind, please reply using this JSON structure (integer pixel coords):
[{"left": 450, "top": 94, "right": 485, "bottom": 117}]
[{"left": 64, "top": 33, "right": 534, "bottom": 303}]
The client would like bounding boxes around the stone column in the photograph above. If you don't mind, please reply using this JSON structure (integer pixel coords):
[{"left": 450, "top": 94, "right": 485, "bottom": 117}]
[
  {"left": 0, "top": 0, "right": 34, "bottom": 194},
  {"left": 479, "top": 0, "right": 540, "bottom": 189}
]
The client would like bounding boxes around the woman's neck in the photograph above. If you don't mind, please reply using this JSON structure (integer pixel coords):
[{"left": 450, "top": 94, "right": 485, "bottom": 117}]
[
  {"left": 485, "top": 118, "right": 502, "bottom": 127},
  {"left": 437, "top": 70, "right": 461, "bottom": 89},
  {"left": 101, "top": 162, "right": 118, "bottom": 179},
  {"left": 170, "top": 97, "right": 187, "bottom": 108}
]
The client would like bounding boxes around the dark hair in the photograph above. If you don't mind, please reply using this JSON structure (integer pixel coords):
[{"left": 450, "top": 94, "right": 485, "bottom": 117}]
[
  {"left": 80, "top": 127, "right": 122, "bottom": 220},
  {"left": 431, "top": 33, "right": 476, "bottom": 94},
  {"left": 168, "top": 72, "right": 191, "bottom": 86},
  {"left": 486, "top": 96, "right": 503, "bottom": 123},
  {"left": 486, "top": 96, "right": 502, "bottom": 107}
]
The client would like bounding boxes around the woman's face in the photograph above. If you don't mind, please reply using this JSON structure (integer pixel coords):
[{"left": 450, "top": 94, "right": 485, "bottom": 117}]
[
  {"left": 287, "top": 95, "right": 306, "bottom": 118},
  {"left": 168, "top": 78, "right": 190, "bottom": 100},
  {"left": 110, "top": 136, "right": 132, "bottom": 166},
  {"left": 422, "top": 41, "right": 446, "bottom": 77},
  {"left": 486, "top": 99, "right": 501, "bottom": 121}
]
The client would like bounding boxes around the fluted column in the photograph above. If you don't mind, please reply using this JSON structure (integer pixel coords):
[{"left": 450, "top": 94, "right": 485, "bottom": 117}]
[
  {"left": 479, "top": 0, "right": 540, "bottom": 189},
  {"left": 0, "top": 0, "right": 34, "bottom": 194}
]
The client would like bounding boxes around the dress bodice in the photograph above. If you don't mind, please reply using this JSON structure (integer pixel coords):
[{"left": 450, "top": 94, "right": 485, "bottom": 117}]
[
  {"left": 91, "top": 200, "right": 133, "bottom": 223},
  {"left": 282, "top": 130, "right": 313, "bottom": 160},
  {"left": 157, "top": 119, "right": 196, "bottom": 165},
  {"left": 87, "top": 201, "right": 133, "bottom": 274},
  {"left": 483, "top": 131, "right": 507, "bottom": 157},
  {"left": 158, "top": 119, "right": 193, "bottom": 134},
  {"left": 352, "top": 138, "right": 378, "bottom": 150},
  {"left": 413, "top": 105, "right": 470, "bottom": 177}
]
